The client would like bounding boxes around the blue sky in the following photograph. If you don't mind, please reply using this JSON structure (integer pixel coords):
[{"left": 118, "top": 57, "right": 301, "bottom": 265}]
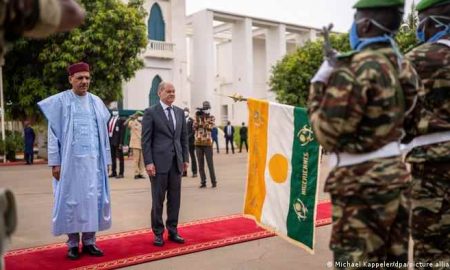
[{"left": 186, "top": 0, "right": 416, "bottom": 32}]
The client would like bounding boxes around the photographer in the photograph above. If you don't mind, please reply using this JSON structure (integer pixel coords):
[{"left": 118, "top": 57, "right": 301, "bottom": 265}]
[{"left": 193, "top": 101, "right": 217, "bottom": 188}]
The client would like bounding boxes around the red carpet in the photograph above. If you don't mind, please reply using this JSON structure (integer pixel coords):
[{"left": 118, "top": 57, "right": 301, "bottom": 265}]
[{"left": 5, "top": 202, "right": 331, "bottom": 270}]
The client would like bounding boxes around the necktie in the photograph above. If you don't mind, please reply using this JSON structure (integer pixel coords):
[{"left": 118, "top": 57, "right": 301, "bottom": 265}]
[
  {"left": 108, "top": 116, "right": 118, "bottom": 137},
  {"left": 166, "top": 107, "right": 175, "bottom": 133}
]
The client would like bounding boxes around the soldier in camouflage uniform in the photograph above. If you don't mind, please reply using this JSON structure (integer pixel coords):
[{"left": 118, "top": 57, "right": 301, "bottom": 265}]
[
  {"left": 308, "top": 0, "right": 421, "bottom": 268},
  {"left": 404, "top": 0, "right": 450, "bottom": 267},
  {"left": 0, "top": 0, "right": 85, "bottom": 59}
]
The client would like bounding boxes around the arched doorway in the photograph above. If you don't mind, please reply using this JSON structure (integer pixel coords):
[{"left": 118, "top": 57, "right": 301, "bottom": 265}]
[{"left": 149, "top": 75, "right": 162, "bottom": 106}]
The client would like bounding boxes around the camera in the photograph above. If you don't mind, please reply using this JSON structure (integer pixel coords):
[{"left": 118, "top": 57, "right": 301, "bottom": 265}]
[{"left": 195, "top": 101, "right": 211, "bottom": 116}]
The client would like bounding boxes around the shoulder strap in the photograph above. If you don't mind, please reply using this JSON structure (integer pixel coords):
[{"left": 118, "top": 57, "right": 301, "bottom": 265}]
[{"left": 436, "top": 39, "right": 450, "bottom": 48}]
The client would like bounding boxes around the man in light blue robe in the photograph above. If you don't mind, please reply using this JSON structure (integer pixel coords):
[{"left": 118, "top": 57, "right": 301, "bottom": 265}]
[{"left": 38, "top": 62, "right": 112, "bottom": 260}]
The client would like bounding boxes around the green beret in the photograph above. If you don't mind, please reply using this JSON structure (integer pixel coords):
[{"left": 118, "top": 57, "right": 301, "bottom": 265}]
[
  {"left": 353, "top": 0, "right": 405, "bottom": 9},
  {"left": 416, "top": 0, "right": 450, "bottom": 11}
]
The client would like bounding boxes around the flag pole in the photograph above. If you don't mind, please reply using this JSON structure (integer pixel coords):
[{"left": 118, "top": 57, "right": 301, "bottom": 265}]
[
  {"left": 0, "top": 56, "right": 6, "bottom": 163},
  {"left": 223, "top": 93, "right": 247, "bottom": 103}
]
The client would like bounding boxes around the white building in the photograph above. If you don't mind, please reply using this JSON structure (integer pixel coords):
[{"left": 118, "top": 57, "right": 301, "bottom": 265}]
[
  {"left": 122, "top": 0, "right": 189, "bottom": 111},
  {"left": 123, "top": 1, "right": 323, "bottom": 125}
]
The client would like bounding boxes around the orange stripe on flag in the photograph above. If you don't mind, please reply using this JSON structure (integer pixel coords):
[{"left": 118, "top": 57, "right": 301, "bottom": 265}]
[{"left": 244, "top": 99, "right": 269, "bottom": 222}]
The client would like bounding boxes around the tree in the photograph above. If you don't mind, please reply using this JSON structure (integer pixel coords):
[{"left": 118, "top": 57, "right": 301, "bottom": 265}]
[
  {"left": 397, "top": 1, "right": 419, "bottom": 53},
  {"left": 4, "top": 0, "right": 148, "bottom": 122},
  {"left": 270, "top": 4, "right": 419, "bottom": 107},
  {"left": 269, "top": 34, "right": 350, "bottom": 107}
]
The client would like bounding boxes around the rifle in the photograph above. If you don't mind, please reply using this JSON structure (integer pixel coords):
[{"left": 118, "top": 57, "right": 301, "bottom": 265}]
[{"left": 322, "top": 23, "right": 337, "bottom": 66}]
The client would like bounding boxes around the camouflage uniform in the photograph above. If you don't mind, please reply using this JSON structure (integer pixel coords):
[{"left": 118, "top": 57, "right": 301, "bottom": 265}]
[
  {"left": 0, "top": 0, "right": 61, "bottom": 58},
  {"left": 309, "top": 45, "right": 420, "bottom": 268},
  {"left": 405, "top": 34, "right": 450, "bottom": 266}
]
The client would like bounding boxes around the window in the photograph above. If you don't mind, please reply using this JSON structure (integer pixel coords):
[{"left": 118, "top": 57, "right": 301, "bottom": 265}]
[
  {"left": 148, "top": 3, "right": 165, "bottom": 41},
  {"left": 149, "top": 75, "right": 162, "bottom": 106}
]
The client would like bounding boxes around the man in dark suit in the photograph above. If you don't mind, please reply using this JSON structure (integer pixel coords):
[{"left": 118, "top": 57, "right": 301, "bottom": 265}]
[
  {"left": 239, "top": 122, "right": 248, "bottom": 153},
  {"left": 184, "top": 108, "right": 197, "bottom": 177},
  {"left": 224, "top": 121, "right": 235, "bottom": 154},
  {"left": 108, "top": 111, "right": 125, "bottom": 178},
  {"left": 142, "top": 81, "right": 188, "bottom": 247},
  {"left": 23, "top": 121, "right": 36, "bottom": 164}
]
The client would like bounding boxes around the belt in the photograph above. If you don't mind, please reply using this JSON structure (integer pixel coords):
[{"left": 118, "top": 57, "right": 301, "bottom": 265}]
[
  {"left": 328, "top": 141, "right": 402, "bottom": 168},
  {"left": 401, "top": 131, "right": 450, "bottom": 154}
]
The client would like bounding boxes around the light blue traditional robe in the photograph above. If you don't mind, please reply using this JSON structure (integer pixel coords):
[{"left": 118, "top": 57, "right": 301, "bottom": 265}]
[{"left": 38, "top": 90, "right": 112, "bottom": 236}]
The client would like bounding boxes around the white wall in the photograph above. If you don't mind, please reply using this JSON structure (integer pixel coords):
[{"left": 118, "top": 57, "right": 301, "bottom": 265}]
[{"left": 253, "top": 38, "right": 267, "bottom": 100}]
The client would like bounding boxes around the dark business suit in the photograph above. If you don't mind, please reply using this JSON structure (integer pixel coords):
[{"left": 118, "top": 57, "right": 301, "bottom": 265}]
[
  {"left": 239, "top": 126, "right": 248, "bottom": 152},
  {"left": 24, "top": 126, "right": 35, "bottom": 164},
  {"left": 108, "top": 116, "right": 125, "bottom": 176},
  {"left": 186, "top": 117, "right": 197, "bottom": 175},
  {"left": 142, "top": 103, "right": 188, "bottom": 236},
  {"left": 224, "top": 125, "right": 235, "bottom": 154}
]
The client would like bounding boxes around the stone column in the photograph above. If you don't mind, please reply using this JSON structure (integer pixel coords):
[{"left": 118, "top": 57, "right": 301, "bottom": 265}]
[
  {"left": 232, "top": 17, "right": 253, "bottom": 122},
  {"left": 171, "top": 0, "right": 188, "bottom": 108},
  {"left": 191, "top": 10, "right": 215, "bottom": 109},
  {"left": 265, "top": 24, "right": 286, "bottom": 101},
  {"left": 309, "top": 29, "right": 317, "bottom": 41}
]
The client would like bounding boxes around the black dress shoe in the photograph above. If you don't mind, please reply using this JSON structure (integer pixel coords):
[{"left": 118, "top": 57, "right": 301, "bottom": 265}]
[
  {"left": 212, "top": 183, "right": 217, "bottom": 188},
  {"left": 109, "top": 174, "right": 117, "bottom": 178},
  {"left": 67, "top": 247, "right": 80, "bottom": 260},
  {"left": 199, "top": 184, "right": 206, "bottom": 188},
  {"left": 116, "top": 174, "right": 124, "bottom": 179},
  {"left": 138, "top": 174, "right": 145, "bottom": 179},
  {"left": 169, "top": 234, "right": 185, "bottom": 244},
  {"left": 192, "top": 173, "right": 198, "bottom": 178},
  {"left": 82, "top": 245, "right": 104, "bottom": 257},
  {"left": 153, "top": 234, "right": 164, "bottom": 247}
]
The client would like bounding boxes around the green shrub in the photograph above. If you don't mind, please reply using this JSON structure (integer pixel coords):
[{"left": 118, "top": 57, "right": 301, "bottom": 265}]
[{"left": 0, "top": 131, "right": 24, "bottom": 161}]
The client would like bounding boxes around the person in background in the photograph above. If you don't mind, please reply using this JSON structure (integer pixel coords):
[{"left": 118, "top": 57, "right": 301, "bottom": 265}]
[
  {"left": 184, "top": 107, "right": 197, "bottom": 177},
  {"left": 23, "top": 121, "right": 35, "bottom": 165},
  {"left": 38, "top": 62, "right": 112, "bottom": 260},
  {"left": 239, "top": 122, "right": 248, "bottom": 153},
  {"left": 194, "top": 101, "right": 217, "bottom": 188},
  {"left": 125, "top": 111, "right": 145, "bottom": 179},
  {"left": 211, "top": 125, "right": 219, "bottom": 153},
  {"left": 224, "top": 121, "right": 235, "bottom": 154},
  {"left": 108, "top": 110, "right": 125, "bottom": 179}
]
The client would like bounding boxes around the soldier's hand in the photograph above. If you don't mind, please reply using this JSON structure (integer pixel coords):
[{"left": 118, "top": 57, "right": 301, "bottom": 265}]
[
  {"left": 52, "top": 166, "right": 61, "bottom": 181},
  {"left": 183, "top": 162, "right": 189, "bottom": 173},
  {"left": 146, "top": 164, "right": 156, "bottom": 177},
  {"left": 57, "top": 0, "right": 86, "bottom": 32}
]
